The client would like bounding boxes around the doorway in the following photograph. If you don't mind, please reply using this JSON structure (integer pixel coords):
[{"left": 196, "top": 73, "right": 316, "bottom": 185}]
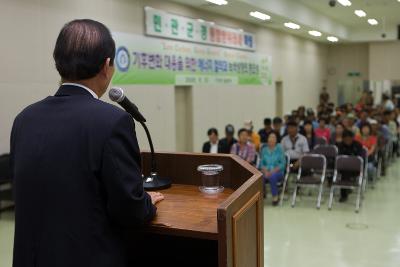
[{"left": 175, "top": 86, "right": 193, "bottom": 152}]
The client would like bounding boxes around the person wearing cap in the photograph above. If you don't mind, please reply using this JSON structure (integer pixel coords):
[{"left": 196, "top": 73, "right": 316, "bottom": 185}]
[
  {"left": 244, "top": 120, "right": 261, "bottom": 151},
  {"left": 219, "top": 124, "right": 237, "bottom": 154},
  {"left": 258, "top": 118, "right": 273, "bottom": 143},
  {"left": 343, "top": 113, "right": 360, "bottom": 135}
]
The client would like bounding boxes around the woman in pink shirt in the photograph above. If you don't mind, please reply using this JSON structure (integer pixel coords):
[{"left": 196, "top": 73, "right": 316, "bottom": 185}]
[{"left": 315, "top": 117, "right": 330, "bottom": 142}]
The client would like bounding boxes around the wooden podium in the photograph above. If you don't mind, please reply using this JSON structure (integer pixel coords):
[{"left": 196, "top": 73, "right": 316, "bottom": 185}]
[{"left": 131, "top": 152, "right": 263, "bottom": 267}]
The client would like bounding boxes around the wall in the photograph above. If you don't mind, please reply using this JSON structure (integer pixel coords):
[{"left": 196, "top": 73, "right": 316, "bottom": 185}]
[
  {"left": 326, "top": 43, "right": 369, "bottom": 104},
  {"left": 369, "top": 41, "right": 400, "bottom": 81},
  {"left": 0, "top": 0, "right": 328, "bottom": 154}
]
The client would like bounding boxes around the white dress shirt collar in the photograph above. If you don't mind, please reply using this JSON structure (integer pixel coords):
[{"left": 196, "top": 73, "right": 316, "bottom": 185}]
[{"left": 62, "top": 83, "right": 99, "bottom": 99}]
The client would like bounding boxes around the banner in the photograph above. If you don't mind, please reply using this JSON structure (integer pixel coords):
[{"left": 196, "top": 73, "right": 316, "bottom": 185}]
[
  {"left": 145, "top": 6, "right": 256, "bottom": 51},
  {"left": 112, "top": 32, "right": 272, "bottom": 86}
]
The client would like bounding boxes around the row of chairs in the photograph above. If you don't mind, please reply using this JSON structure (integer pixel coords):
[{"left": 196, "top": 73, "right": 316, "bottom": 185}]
[{"left": 278, "top": 145, "right": 370, "bottom": 213}]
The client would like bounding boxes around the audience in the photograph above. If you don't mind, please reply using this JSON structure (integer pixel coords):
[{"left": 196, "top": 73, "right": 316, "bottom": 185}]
[
  {"left": 355, "top": 122, "right": 377, "bottom": 180},
  {"left": 231, "top": 128, "right": 256, "bottom": 164},
  {"left": 315, "top": 116, "right": 330, "bottom": 143},
  {"left": 337, "top": 130, "right": 364, "bottom": 202},
  {"left": 259, "top": 131, "right": 286, "bottom": 206},
  {"left": 281, "top": 120, "right": 309, "bottom": 170},
  {"left": 219, "top": 124, "right": 237, "bottom": 154},
  {"left": 202, "top": 128, "right": 223, "bottom": 154},
  {"left": 243, "top": 120, "right": 261, "bottom": 151},
  {"left": 258, "top": 118, "right": 273, "bottom": 143},
  {"left": 202, "top": 89, "right": 400, "bottom": 205},
  {"left": 301, "top": 120, "right": 317, "bottom": 150}
]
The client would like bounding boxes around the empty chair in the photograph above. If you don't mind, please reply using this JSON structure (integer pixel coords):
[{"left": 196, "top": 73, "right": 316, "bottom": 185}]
[
  {"left": 328, "top": 156, "right": 364, "bottom": 213},
  {"left": 312, "top": 145, "right": 338, "bottom": 183},
  {"left": 291, "top": 154, "right": 326, "bottom": 209}
]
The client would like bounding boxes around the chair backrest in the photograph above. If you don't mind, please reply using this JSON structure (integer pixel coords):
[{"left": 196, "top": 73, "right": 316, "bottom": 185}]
[
  {"left": 298, "top": 154, "right": 326, "bottom": 179},
  {"left": 0, "top": 154, "right": 11, "bottom": 181},
  {"left": 312, "top": 145, "right": 338, "bottom": 169},
  {"left": 335, "top": 155, "right": 363, "bottom": 175},
  {"left": 315, "top": 137, "right": 327, "bottom": 146},
  {"left": 360, "top": 146, "right": 368, "bottom": 167}
]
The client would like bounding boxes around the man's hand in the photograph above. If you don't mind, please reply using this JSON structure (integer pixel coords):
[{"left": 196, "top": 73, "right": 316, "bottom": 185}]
[{"left": 148, "top": 192, "right": 165, "bottom": 205}]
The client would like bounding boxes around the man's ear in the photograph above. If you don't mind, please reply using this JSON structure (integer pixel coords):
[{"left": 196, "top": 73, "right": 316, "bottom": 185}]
[{"left": 101, "top": 58, "right": 113, "bottom": 78}]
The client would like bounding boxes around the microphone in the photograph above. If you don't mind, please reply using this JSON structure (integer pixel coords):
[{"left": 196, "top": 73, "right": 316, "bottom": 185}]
[
  {"left": 108, "top": 87, "right": 171, "bottom": 191},
  {"left": 109, "top": 87, "right": 146, "bottom": 123}
]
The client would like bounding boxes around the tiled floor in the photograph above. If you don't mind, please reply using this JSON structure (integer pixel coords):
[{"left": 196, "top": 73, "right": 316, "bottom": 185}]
[{"left": 1, "top": 162, "right": 400, "bottom": 267}]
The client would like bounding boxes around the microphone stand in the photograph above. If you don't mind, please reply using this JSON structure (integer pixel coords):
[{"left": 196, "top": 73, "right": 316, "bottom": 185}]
[{"left": 139, "top": 121, "right": 171, "bottom": 191}]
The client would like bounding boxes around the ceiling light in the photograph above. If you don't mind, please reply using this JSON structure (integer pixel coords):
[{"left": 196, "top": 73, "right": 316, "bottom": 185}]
[
  {"left": 337, "top": 0, "right": 352, "bottom": 6},
  {"left": 284, "top": 22, "right": 301, "bottom": 30},
  {"left": 354, "top": 10, "right": 366, "bottom": 17},
  {"left": 309, "top": 30, "right": 322, "bottom": 37},
  {"left": 368, "top": 19, "right": 378, "bottom": 25},
  {"left": 327, "top": 36, "right": 339, "bottom": 42},
  {"left": 205, "top": 0, "right": 228, "bottom": 5},
  {"left": 249, "top": 11, "right": 271, "bottom": 21}
]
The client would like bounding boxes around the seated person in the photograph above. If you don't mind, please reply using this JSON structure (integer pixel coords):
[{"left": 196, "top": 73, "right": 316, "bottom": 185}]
[
  {"left": 272, "top": 117, "right": 284, "bottom": 141},
  {"left": 219, "top": 124, "right": 237, "bottom": 154},
  {"left": 300, "top": 120, "right": 317, "bottom": 150},
  {"left": 337, "top": 130, "right": 364, "bottom": 202},
  {"left": 202, "top": 128, "right": 223, "bottom": 154},
  {"left": 258, "top": 118, "right": 273, "bottom": 143},
  {"left": 231, "top": 128, "right": 256, "bottom": 164},
  {"left": 259, "top": 132, "right": 286, "bottom": 206},
  {"left": 281, "top": 120, "right": 310, "bottom": 170},
  {"left": 331, "top": 123, "right": 344, "bottom": 145},
  {"left": 355, "top": 122, "right": 377, "bottom": 180},
  {"left": 243, "top": 120, "right": 261, "bottom": 151},
  {"left": 315, "top": 116, "right": 331, "bottom": 143}
]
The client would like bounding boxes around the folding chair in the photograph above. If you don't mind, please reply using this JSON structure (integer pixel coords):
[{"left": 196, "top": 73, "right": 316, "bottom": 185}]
[
  {"left": 279, "top": 153, "right": 291, "bottom": 206},
  {"left": 328, "top": 156, "right": 364, "bottom": 213},
  {"left": 312, "top": 145, "right": 338, "bottom": 184},
  {"left": 315, "top": 137, "right": 327, "bottom": 146},
  {"left": 291, "top": 154, "right": 326, "bottom": 209},
  {"left": 361, "top": 147, "right": 368, "bottom": 194}
]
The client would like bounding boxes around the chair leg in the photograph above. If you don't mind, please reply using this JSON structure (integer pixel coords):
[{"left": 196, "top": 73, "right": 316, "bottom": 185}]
[
  {"left": 328, "top": 186, "right": 334, "bottom": 210},
  {"left": 316, "top": 183, "right": 324, "bottom": 210},
  {"left": 355, "top": 186, "right": 362, "bottom": 213},
  {"left": 279, "top": 175, "right": 289, "bottom": 206},
  {"left": 291, "top": 184, "right": 298, "bottom": 207}
]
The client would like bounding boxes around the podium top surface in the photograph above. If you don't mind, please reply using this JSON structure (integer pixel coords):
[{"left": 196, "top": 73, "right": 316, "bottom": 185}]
[{"left": 147, "top": 184, "right": 234, "bottom": 240}]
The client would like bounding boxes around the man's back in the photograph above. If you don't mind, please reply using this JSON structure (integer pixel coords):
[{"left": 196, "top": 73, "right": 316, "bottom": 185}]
[{"left": 11, "top": 85, "right": 155, "bottom": 267}]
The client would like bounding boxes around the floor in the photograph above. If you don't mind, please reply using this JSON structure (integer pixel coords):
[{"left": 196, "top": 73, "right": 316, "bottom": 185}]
[{"left": 1, "top": 162, "right": 400, "bottom": 267}]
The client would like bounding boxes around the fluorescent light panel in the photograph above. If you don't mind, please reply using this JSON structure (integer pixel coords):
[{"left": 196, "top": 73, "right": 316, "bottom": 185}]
[
  {"left": 284, "top": 22, "right": 300, "bottom": 30},
  {"left": 354, "top": 10, "right": 366, "bottom": 17},
  {"left": 205, "top": 0, "right": 228, "bottom": 5},
  {"left": 338, "top": 0, "right": 352, "bottom": 6},
  {"left": 327, "top": 36, "right": 339, "bottom": 42},
  {"left": 249, "top": 11, "right": 271, "bottom": 21},
  {"left": 368, "top": 19, "right": 378, "bottom": 25},
  {"left": 309, "top": 30, "right": 322, "bottom": 37}
]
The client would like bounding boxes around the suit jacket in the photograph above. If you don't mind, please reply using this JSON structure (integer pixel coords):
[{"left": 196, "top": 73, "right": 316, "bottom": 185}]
[
  {"left": 202, "top": 141, "right": 224, "bottom": 153},
  {"left": 10, "top": 85, "right": 156, "bottom": 267}
]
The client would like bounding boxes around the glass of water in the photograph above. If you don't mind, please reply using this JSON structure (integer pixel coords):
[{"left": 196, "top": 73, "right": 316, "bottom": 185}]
[{"left": 197, "top": 164, "right": 224, "bottom": 194}]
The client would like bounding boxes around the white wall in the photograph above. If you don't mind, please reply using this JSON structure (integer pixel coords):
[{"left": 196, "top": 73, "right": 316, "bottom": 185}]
[
  {"left": 369, "top": 41, "right": 400, "bottom": 81},
  {"left": 0, "top": 0, "right": 328, "bottom": 154}
]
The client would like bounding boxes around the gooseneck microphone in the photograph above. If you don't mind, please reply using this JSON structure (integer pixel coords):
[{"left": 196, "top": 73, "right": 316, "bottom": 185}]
[
  {"left": 109, "top": 87, "right": 146, "bottom": 123},
  {"left": 108, "top": 87, "right": 171, "bottom": 191}
]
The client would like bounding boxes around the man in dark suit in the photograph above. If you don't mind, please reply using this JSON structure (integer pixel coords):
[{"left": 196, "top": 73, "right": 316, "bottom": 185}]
[
  {"left": 202, "top": 128, "right": 224, "bottom": 153},
  {"left": 10, "top": 19, "right": 164, "bottom": 267}
]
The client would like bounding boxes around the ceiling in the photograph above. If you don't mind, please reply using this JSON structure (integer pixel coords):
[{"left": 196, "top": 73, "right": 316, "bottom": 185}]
[{"left": 169, "top": 0, "right": 400, "bottom": 43}]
